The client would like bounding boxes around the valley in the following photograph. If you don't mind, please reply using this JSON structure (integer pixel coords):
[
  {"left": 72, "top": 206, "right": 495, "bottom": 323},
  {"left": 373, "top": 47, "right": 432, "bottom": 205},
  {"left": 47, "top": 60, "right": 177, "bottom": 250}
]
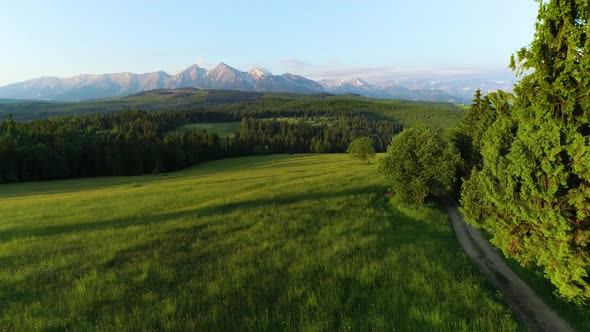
[{"left": 1, "top": 1, "right": 589, "bottom": 330}]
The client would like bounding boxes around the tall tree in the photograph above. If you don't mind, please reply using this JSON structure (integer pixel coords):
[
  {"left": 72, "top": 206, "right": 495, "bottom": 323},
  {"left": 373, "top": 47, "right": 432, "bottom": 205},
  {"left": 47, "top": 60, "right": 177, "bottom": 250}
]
[
  {"left": 379, "top": 125, "right": 460, "bottom": 204},
  {"left": 459, "top": 89, "right": 496, "bottom": 171},
  {"left": 461, "top": 0, "right": 590, "bottom": 303}
]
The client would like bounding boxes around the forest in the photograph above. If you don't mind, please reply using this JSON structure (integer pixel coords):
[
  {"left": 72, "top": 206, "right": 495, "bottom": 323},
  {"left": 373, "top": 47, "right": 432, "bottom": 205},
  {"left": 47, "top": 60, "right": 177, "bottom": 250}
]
[{"left": 0, "top": 105, "right": 403, "bottom": 182}]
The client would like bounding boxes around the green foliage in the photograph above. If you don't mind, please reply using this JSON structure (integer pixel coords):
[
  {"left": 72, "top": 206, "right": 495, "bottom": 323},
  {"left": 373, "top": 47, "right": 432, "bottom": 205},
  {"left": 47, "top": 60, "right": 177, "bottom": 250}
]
[
  {"left": 0, "top": 110, "right": 225, "bottom": 182},
  {"left": 462, "top": 0, "right": 590, "bottom": 304},
  {"left": 234, "top": 117, "right": 399, "bottom": 155},
  {"left": 0, "top": 89, "right": 465, "bottom": 183},
  {"left": 0, "top": 155, "right": 519, "bottom": 330},
  {"left": 0, "top": 89, "right": 465, "bottom": 130},
  {"left": 379, "top": 125, "right": 461, "bottom": 204},
  {"left": 458, "top": 90, "right": 496, "bottom": 171},
  {"left": 174, "top": 122, "right": 241, "bottom": 138},
  {"left": 347, "top": 137, "right": 376, "bottom": 164}
]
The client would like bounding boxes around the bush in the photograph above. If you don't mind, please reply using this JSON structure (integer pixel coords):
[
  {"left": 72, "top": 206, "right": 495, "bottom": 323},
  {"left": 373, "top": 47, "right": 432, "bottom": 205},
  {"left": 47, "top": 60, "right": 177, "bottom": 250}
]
[
  {"left": 347, "top": 137, "right": 376, "bottom": 164},
  {"left": 379, "top": 125, "right": 460, "bottom": 204}
]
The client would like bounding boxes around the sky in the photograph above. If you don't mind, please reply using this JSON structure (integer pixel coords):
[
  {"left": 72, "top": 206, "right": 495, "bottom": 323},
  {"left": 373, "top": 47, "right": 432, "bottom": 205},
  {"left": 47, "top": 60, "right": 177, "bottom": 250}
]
[{"left": 0, "top": 0, "right": 539, "bottom": 86}]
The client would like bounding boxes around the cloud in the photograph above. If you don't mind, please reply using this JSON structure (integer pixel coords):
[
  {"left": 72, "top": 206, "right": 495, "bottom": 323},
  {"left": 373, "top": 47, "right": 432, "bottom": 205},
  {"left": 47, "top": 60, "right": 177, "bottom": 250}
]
[
  {"left": 279, "top": 59, "right": 310, "bottom": 71},
  {"left": 303, "top": 66, "right": 514, "bottom": 83}
]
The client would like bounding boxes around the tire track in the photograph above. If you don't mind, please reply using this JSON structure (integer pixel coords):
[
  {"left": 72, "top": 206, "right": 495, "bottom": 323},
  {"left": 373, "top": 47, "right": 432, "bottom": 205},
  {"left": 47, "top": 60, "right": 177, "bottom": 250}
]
[{"left": 442, "top": 197, "right": 575, "bottom": 332}]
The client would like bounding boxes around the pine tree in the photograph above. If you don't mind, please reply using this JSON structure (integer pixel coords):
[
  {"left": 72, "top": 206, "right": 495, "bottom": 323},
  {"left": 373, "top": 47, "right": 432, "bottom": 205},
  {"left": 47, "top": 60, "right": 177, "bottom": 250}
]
[
  {"left": 461, "top": 0, "right": 590, "bottom": 303},
  {"left": 459, "top": 90, "right": 496, "bottom": 171}
]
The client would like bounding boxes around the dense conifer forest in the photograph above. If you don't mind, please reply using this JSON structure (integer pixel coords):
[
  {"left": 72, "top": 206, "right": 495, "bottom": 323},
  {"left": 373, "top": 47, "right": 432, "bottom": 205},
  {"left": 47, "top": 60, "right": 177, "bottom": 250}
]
[{"left": 0, "top": 104, "right": 405, "bottom": 182}]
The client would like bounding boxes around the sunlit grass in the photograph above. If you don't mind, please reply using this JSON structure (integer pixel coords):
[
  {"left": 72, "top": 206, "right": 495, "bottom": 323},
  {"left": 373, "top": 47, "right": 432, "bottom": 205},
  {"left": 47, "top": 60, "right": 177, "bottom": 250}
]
[{"left": 0, "top": 154, "right": 520, "bottom": 330}]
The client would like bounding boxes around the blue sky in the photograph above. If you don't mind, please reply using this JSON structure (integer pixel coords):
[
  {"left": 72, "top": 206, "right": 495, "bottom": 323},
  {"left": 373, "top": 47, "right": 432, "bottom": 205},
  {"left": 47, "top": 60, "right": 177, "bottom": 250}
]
[{"left": 1, "top": 0, "right": 539, "bottom": 86}]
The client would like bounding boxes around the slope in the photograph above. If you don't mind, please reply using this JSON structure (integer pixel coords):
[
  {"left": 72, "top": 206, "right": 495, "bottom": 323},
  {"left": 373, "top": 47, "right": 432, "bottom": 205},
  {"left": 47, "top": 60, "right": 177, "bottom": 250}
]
[
  {"left": 0, "top": 154, "right": 520, "bottom": 330},
  {"left": 0, "top": 89, "right": 465, "bottom": 129}
]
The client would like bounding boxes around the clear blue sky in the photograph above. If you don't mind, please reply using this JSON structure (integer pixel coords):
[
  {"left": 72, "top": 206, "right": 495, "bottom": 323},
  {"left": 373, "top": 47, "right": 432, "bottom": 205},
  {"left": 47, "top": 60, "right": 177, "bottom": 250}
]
[{"left": 1, "top": 0, "right": 539, "bottom": 86}]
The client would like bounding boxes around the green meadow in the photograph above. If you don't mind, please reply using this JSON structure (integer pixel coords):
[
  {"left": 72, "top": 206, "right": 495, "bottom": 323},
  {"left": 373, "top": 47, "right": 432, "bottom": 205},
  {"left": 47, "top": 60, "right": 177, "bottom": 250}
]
[{"left": 0, "top": 154, "right": 520, "bottom": 331}]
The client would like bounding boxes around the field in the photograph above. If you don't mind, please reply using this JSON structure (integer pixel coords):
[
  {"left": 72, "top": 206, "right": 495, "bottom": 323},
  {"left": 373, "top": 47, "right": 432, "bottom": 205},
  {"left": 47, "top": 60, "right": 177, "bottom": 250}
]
[
  {"left": 0, "top": 154, "right": 520, "bottom": 331},
  {"left": 174, "top": 122, "right": 241, "bottom": 138}
]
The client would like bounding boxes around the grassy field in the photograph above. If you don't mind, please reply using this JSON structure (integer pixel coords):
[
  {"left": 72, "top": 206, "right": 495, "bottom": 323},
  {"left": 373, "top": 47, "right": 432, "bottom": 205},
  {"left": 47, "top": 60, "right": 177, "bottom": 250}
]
[
  {"left": 174, "top": 122, "right": 241, "bottom": 138},
  {"left": 0, "top": 154, "right": 520, "bottom": 331}
]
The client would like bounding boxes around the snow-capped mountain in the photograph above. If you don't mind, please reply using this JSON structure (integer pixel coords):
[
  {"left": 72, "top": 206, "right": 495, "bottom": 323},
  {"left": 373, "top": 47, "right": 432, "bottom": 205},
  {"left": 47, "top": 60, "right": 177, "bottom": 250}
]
[
  {"left": 165, "top": 64, "right": 206, "bottom": 89},
  {"left": 0, "top": 71, "right": 172, "bottom": 101},
  {"left": 0, "top": 61, "right": 514, "bottom": 103},
  {"left": 320, "top": 78, "right": 515, "bottom": 103},
  {"left": 0, "top": 62, "right": 323, "bottom": 101},
  {"left": 320, "top": 78, "right": 463, "bottom": 103},
  {"left": 319, "top": 78, "right": 389, "bottom": 99},
  {"left": 375, "top": 79, "right": 515, "bottom": 103}
]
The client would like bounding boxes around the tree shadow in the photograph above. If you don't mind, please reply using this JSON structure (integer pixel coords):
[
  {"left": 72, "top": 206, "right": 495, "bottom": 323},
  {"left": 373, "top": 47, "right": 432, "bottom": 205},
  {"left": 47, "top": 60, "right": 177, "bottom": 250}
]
[
  {"left": 0, "top": 184, "right": 518, "bottom": 330},
  {"left": 0, "top": 185, "right": 384, "bottom": 243}
]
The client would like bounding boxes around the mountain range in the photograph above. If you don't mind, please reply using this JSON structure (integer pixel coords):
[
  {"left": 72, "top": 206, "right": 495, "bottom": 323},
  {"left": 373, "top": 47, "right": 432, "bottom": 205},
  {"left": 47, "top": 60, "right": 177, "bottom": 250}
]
[
  {"left": 320, "top": 78, "right": 514, "bottom": 104},
  {"left": 0, "top": 62, "right": 514, "bottom": 103}
]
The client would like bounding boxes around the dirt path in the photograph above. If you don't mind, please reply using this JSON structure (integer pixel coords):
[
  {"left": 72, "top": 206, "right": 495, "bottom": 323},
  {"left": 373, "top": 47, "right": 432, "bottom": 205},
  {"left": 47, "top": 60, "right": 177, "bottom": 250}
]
[{"left": 442, "top": 197, "right": 576, "bottom": 332}]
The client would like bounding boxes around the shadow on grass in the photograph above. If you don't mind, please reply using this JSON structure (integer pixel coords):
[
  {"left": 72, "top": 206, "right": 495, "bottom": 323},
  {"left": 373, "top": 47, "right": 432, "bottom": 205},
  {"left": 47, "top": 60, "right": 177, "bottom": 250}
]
[
  {"left": 0, "top": 185, "right": 521, "bottom": 331},
  {"left": 0, "top": 154, "right": 315, "bottom": 199},
  {"left": 0, "top": 185, "right": 384, "bottom": 243}
]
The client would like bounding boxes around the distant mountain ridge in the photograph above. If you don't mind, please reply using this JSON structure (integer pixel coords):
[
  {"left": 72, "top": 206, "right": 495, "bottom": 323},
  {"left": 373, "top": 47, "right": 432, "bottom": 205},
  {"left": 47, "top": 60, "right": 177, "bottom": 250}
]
[
  {"left": 319, "top": 78, "right": 514, "bottom": 104},
  {"left": 0, "top": 63, "right": 323, "bottom": 101},
  {"left": 0, "top": 61, "right": 513, "bottom": 103}
]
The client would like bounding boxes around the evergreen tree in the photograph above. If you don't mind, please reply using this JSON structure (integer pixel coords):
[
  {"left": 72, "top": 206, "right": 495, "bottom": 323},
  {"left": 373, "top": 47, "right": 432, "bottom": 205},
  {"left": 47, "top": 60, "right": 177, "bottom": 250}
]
[
  {"left": 461, "top": 0, "right": 590, "bottom": 303},
  {"left": 459, "top": 90, "right": 496, "bottom": 171}
]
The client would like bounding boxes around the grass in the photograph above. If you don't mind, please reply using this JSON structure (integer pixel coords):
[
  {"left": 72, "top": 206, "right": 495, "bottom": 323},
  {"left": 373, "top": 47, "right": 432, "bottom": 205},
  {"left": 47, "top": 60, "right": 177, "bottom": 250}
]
[
  {"left": 0, "top": 154, "right": 520, "bottom": 331},
  {"left": 174, "top": 122, "right": 241, "bottom": 138}
]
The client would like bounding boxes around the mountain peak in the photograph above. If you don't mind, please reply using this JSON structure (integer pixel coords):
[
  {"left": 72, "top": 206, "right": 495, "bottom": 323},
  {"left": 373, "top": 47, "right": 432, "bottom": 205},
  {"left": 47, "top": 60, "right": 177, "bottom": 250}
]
[
  {"left": 214, "top": 62, "right": 231, "bottom": 70},
  {"left": 186, "top": 64, "right": 201, "bottom": 70},
  {"left": 0, "top": 61, "right": 325, "bottom": 100},
  {"left": 249, "top": 68, "right": 272, "bottom": 79},
  {"left": 171, "top": 64, "right": 207, "bottom": 86},
  {"left": 180, "top": 64, "right": 203, "bottom": 75},
  {"left": 208, "top": 62, "right": 241, "bottom": 76},
  {"left": 352, "top": 77, "right": 371, "bottom": 87}
]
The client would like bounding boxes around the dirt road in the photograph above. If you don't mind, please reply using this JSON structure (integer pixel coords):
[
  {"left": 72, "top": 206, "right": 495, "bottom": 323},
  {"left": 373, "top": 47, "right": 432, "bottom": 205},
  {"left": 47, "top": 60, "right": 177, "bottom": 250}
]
[{"left": 442, "top": 197, "right": 575, "bottom": 332}]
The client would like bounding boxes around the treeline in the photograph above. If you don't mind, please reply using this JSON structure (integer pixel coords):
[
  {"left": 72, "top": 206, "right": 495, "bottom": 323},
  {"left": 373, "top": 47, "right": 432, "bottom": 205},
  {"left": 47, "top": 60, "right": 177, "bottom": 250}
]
[
  {"left": 234, "top": 116, "right": 399, "bottom": 154},
  {"left": 0, "top": 111, "right": 223, "bottom": 182},
  {"left": 1, "top": 91, "right": 464, "bottom": 130},
  {"left": 0, "top": 109, "right": 401, "bottom": 183}
]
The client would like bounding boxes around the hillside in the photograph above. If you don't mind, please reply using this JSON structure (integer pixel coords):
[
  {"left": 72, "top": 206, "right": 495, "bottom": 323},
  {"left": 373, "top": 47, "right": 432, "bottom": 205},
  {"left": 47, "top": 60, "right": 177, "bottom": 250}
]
[
  {"left": 0, "top": 154, "right": 520, "bottom": 330},
  {"left": 0, "top": 88, "right": 465, "bottom": 129},
  {"left": 0, "top": 89, "right": 260, "bottom": 120}
]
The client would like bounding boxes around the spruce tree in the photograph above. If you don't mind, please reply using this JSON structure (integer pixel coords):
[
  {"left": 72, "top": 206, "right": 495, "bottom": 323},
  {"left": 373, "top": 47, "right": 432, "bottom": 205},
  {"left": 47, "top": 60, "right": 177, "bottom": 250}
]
[
  {"left": 461, "top": 0, "right": 590, "bottom": 303},
  {"left": 459, "top": 90, "right": 496, "bottom": 171}
]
